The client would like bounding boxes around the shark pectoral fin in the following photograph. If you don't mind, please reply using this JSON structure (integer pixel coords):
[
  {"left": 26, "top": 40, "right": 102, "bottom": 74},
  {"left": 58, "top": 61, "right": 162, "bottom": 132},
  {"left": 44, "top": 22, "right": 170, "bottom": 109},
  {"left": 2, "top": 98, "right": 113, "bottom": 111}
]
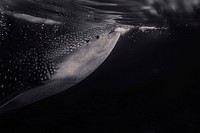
[{"left": 0, "top": 79, "right": 75, "bottom": 113}]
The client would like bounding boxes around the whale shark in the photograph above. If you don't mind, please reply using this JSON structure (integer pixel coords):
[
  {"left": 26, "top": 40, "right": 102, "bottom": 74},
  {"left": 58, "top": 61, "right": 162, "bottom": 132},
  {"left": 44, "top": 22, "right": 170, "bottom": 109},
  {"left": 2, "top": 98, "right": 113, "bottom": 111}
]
[{"left": 0, "top": 1, "right": 131, "bottom": 113}]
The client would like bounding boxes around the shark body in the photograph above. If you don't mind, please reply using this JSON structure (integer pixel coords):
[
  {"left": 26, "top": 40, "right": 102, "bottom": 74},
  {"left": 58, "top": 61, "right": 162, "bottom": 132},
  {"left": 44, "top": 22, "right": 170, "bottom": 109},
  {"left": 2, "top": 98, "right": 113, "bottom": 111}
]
[{"left": 0, "top": 1, "right": 130, "bottom": 112}]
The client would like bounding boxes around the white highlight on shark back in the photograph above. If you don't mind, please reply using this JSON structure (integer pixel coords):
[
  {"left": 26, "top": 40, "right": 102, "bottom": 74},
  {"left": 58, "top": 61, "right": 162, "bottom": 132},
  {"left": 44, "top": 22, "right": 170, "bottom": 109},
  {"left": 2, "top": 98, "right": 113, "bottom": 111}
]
[
  {"left": 12, "top": 13, "right": 62, "bottom": 24},
  {"left": 114, "top": 27, "right": 131, "bottom": 35}
]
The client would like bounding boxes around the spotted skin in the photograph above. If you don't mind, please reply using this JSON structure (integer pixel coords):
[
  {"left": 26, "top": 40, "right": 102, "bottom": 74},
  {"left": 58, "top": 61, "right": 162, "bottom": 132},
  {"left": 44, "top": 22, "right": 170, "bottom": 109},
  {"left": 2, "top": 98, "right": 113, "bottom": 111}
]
[{"left": 0, "top": 11, "right": 116, "bottom": 108}]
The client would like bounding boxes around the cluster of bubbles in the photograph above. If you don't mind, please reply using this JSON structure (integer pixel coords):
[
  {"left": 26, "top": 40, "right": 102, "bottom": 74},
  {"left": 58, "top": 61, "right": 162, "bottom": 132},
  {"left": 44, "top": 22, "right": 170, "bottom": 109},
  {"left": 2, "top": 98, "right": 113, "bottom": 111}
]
[{"left": 0, "top": 10, "right": 9, "bottom": 43}]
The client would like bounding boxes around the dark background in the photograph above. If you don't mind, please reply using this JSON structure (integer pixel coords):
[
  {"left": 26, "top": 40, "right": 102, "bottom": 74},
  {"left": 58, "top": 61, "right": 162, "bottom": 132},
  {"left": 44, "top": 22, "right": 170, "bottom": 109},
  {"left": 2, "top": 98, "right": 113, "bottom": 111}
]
[{"left": 0, "top": 25, "right": 200, "bottom": 133}]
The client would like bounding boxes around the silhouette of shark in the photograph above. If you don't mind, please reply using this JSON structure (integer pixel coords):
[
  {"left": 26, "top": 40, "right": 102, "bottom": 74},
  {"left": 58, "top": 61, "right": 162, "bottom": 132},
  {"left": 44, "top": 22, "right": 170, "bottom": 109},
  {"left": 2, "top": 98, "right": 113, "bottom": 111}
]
[{"left": 0, "top": 0, "right": 130, "bottom": 112}]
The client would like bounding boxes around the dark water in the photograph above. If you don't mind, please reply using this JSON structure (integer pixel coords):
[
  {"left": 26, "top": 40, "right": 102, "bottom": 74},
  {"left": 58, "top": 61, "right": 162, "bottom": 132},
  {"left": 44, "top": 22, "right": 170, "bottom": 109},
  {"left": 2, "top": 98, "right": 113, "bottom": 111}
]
[{"left": 1, "top": 0, "right": 200, "bottom": 133}]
